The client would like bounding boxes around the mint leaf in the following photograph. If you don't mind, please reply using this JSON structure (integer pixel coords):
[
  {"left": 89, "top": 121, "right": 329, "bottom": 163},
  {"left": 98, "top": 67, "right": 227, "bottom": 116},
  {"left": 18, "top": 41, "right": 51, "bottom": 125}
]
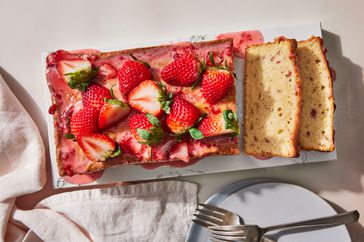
[
  {"left": 223, "top": 110, "right": 239, "bottom": 134},
  {"left": 66, "top": 68, "right": 98, "bottom": 91},
  {"left": 189, "top": 128, "right": 204, "bottom": 140}
]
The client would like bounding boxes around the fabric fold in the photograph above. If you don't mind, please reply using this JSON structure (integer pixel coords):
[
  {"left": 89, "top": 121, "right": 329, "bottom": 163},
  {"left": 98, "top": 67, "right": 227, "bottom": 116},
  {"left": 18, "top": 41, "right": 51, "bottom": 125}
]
[
  {"left": 15, "top": 181, "right": 197, "bottom": 242},
  {"left": 0, "top": 73, "right": 46, "bottom": 242}
]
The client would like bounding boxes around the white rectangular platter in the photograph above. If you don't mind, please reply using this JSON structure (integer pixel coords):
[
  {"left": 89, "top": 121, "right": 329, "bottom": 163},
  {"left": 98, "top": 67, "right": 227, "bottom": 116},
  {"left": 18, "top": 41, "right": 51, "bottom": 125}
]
[{"left": 45, "top": 22, "right": 337, "bottom": 188}]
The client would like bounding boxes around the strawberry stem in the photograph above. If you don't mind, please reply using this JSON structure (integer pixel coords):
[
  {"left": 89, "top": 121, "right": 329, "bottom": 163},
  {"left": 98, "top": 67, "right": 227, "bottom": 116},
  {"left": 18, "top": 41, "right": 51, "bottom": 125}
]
[
  {"left": 209, "top": 51, "right": 215, "bottom": 66},
  {"left": 130, "top": 54, "right": 151, "bottom": 69},
  {"left": 110, "top": 84, "right": 116, "bottom": 98},
  {"left": 157, "top": 82, "right": 172, "bottom": 114},
  {"left": 109, "top": 144, "right": 121, "bottom": 158},
  {"left": 64, "top": 133, "right": 76, "bottom": 141}
]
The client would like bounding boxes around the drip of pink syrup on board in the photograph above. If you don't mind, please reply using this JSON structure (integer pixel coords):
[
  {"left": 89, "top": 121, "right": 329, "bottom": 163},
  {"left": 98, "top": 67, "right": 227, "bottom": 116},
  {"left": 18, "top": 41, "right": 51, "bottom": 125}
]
[
  {"left": 217, "top": 30, "right": 264, "bottom": 58},
  {"left": 63, "top": 170, "right": 104, "bottom": 184},
  {"left": 140, "top": 158, "right": 202, "bottom": 170}
]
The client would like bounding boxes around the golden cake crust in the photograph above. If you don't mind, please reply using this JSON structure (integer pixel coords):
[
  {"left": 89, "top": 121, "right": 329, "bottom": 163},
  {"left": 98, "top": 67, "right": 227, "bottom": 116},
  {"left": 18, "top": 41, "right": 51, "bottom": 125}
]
[
  {"left": 243, "top": 37, "right": 302, "bottom": 158},
  {"left": 297, "top": 36, "right": 335, "bottom": 152}
]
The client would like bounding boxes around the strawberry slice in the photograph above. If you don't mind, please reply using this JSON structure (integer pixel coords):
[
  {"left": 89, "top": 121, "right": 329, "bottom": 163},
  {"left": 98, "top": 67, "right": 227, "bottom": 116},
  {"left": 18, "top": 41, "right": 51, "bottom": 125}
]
[
  {"left": 98, "top": 63, "right": 117, "bottom": 80},
  {"left": 169, "top": 142, "right": 189, "bottom": 162},
  {"left": 57, "top": 59, "right": 97, "bottom": 91},
  {"left": 99, "top": 99, "right": 130, "bottom": 130},
  {"left": 78, "top": 134, "right": 120, "bottom": 162},
  {"left": 128, "top": 80, "right": 170, "bottom": 116},
  {"left": 197, "top": 110, "right": 239, "bottom": 138}
]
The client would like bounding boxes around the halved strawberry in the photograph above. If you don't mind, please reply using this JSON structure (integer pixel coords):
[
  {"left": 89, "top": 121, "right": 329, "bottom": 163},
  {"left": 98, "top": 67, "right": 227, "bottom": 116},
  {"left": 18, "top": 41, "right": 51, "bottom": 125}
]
[
  {"left": 161, "top": 54, "right": 202, "bottom": 87},
  {"left": 169, "top": 142, "right": 189, "bottom": 162},
  {"left": 118, "top": 59, "right": 152, "bottom": 98},
  {"left": 70, "top": 107, "right": 99, "bottom": 139},
  {"left": 166, "top": 96, "right": 200, "bottom": 134},
  {"left": 129, "top": 113, "right": 164, "bottom": 145},
  {"left": 57, "top": 59, "right": 97, "bottom": 91},
  {"left": 99, "top": 99, "right": 130, "bottom": 130},
  {"left": 82, "top": 83, "right": 112, "bottom": 110},
  {"left": 127, "top": 80, "right": 170, "bottom": 116},
  {"left": 201, "top": 68, "right": 234, "bottom": 104},
  {"left": 198, "top": 110, "right": 239, "bottom": 137},
  {"left": 98, "top": 63, "right": 117, "bottom": 80},
  {"left": 78, "top": 134, "right": 120, "bottom": 162}
]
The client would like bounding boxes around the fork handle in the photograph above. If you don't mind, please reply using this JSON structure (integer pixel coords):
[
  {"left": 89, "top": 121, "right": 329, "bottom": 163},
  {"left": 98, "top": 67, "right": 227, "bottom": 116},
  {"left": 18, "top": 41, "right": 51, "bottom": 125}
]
[{"left": 262, "top": 210, "right": 359, "bottom": 233}]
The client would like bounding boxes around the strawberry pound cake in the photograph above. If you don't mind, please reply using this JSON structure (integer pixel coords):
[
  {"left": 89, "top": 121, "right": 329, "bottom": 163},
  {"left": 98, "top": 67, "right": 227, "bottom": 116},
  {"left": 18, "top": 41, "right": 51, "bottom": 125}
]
[{"left": 46, "top": 39, "right": 240, "bottom": 177}]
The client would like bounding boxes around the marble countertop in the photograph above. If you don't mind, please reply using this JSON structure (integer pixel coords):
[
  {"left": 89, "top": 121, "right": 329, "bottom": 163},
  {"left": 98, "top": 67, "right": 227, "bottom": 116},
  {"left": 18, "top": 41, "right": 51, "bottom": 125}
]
[{"left": 1, "top": 0, "right": 363, "bottom": 241}]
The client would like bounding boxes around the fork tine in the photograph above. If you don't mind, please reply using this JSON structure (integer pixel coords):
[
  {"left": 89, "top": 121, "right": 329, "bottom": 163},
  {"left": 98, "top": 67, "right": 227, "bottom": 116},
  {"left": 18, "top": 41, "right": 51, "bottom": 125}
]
[
  {"left": 199, "top": 203, "right": 229, "bottom": 215},
  {"left": 196, "top": 207, "right": 225, "bottom": 219},
  {"left": 209, "top": 229, "right": 246, "bottom": 236},
  {"left": 209, "top": 225, "right": 245, "bottom": 231},
  {"left": 210, "top": 233, "right": 246, "bottom": 242},
  {"left": 194, "top": 213, "right": 223, "bottom": 226},
  {"left": 192, "top": 218, "right": 216, "bottom": 228}
]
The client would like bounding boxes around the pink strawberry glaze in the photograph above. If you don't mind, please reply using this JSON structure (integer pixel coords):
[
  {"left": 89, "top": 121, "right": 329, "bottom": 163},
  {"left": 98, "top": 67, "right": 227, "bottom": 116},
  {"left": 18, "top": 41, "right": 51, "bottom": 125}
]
[
  {"left": 63, "top": 170, "right": 104, "bottom": 184},
  {"left": 217, "top": 30, "right": 264, "bottom": 58},
  {"left": 253, "top": 155, "right": 272, "bottom": 160},
  {"left": 140, "top": 158, "right": 201, "bottom": 170},
  {"left": 47, "top": 41, "right": 238, "bottom": 180}
]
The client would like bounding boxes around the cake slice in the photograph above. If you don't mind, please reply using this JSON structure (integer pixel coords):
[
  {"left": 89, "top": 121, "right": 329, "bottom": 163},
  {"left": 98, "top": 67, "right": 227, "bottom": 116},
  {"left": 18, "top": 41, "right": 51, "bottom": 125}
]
[
  {"left": 244, "top": 38, "right": 302, "bottom": 157},
  {"left": 296, "top": 36, "right": 335, "bottom": 151}
]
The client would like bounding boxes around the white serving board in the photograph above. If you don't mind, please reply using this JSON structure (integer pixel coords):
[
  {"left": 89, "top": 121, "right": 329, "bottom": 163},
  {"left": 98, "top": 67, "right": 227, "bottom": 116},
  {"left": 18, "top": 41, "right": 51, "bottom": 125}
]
[{"left": 44, "top": 22, "right": 337, "bottom": 189}]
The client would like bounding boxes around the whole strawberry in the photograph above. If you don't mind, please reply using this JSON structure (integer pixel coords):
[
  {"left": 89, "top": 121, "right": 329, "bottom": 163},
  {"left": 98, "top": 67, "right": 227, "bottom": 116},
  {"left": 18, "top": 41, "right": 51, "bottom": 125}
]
[
  {"left": 198, "top": 110, "right": 239, "bottom": 137},
  {"left": 70, "top": 107, "right": 99, "bottom": 138},
  {"left": 118, "top": 59, "right": 152, "bottom": 98},
  {"left": 166, "top": 96, "right": 200, "bottom": 134},
  {"left": 129, "top": 113, "right": 164, "bottom": 145},
  {"left": 82, "top": 83, "right": 112, "bottom": 110},
  {"left": 161, "top": 54, "right": 202, "bottom": 87},
  {"left": 201, "top": 68, "right": 234, "bottom": 104}
]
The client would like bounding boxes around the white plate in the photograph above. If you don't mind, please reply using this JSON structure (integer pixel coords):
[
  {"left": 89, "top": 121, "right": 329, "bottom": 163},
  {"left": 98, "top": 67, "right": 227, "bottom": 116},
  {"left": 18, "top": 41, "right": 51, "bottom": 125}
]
[{"left": 188, "top": 181, "right": 351, "bottom": 242}]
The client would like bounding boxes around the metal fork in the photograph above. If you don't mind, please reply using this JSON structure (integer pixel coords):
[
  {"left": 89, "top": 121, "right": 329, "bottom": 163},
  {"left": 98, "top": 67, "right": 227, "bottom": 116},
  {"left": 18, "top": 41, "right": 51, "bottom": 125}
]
[
  {"left": 208, "top": 210, "right": 359, "bottom": 242},
  {"left": 193, "top": 203, "right": 276, "bottom": 242},
  {"left": 193, "top": 203, "right": 243, "bottom": 227}
]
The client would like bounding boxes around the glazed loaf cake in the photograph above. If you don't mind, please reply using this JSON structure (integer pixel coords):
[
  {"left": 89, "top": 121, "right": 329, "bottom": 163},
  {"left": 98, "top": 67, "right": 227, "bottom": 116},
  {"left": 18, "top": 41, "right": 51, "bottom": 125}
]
[
  {"left": 244, "top": 38, "right": 302, "bottom": 157},
  {"left": 296, "top": 36, "right": 335, "bottom": 151}
]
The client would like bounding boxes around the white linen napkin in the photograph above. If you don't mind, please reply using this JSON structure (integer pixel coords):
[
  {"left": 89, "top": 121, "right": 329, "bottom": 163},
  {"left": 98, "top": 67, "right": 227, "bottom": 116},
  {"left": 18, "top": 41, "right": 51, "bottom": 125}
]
[
  {"left": 13, "top": 180, "right": 197, "bottom": 242},
  {"left": 0, "top": 73, "right": 46, "bottom": 241},
  {"left": 0, "top": 73, "right": 197, "bottom": 242}
]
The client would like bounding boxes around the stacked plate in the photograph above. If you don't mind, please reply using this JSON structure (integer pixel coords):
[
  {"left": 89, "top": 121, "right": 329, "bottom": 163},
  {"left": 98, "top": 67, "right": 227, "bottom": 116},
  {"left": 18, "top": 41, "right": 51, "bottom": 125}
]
[{"left": 186, "top": 179, "right": 351, "bottom": 242}]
